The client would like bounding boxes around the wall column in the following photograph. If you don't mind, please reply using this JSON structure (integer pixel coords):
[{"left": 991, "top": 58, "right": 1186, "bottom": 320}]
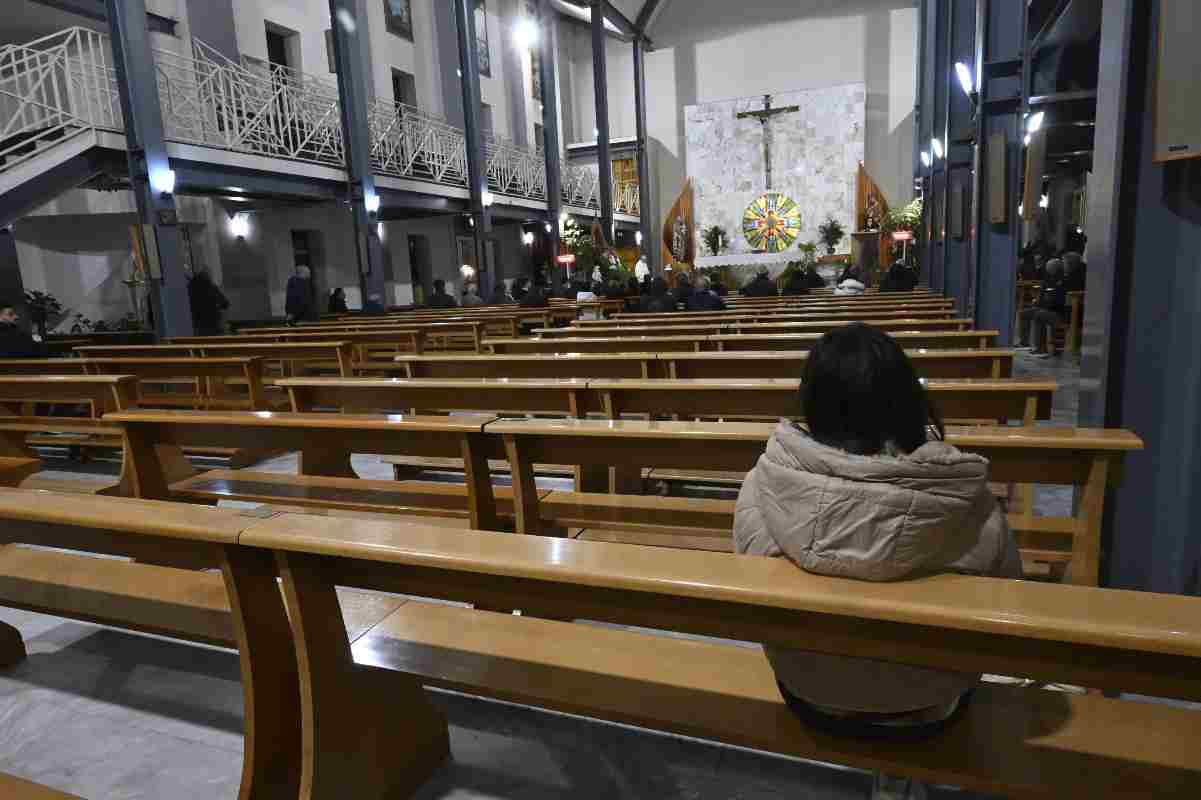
[
  {"left": 0, "top": 228, "right": 26, "bottom": 331},
  {"left": 104, "top": 0, "right": 193, "bottom": 338},
  {"left": 633, "top": 37, "right": 654, "bottom": 271},
  {"left": 591, "top": 1, "right": 614, "bottom": 236},
  {"left": 537, "top": 0, "right": 563, "bottom": 267},
  {"left": 453, "top": 0, "right": 491, "bottom": 294},
  {"left": 328, "top": 0, "right": 387, "bottom": 306}
]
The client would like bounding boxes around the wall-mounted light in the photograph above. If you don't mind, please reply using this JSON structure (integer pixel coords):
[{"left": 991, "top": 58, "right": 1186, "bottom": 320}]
[
  {"left": 930, "top": 138, "right": 944, "bottom": 159},
  {"left": 522, "top": 231, "right": 535, "bottom": 246},
  {"left": 481, "top": 190, "right": 495, "bottom": 207},
  {"left": 558, "top": 211, "right": 568, "bottom": 225},
  {"left": 364, "top": 191, "right": 380, "bottom": 216},
  {"left": 460, "top": 264, "right": 476, "bottom": 280},
  {"left": 920, "top": 151, "right": 932, "bottom": 168},
  {"left": 377, "top": 222, "right": 385, "bottom": 239},
  {"left": 544, "top": 222, "right": 553, "bottom": 233},
  {"left": 954, "top": 62, "right": 975, "bottom": 98},
  {"left": 150, "top": 167, "right": 176, "bottom": 198},
  {"left": 1027, "top": 112, "right": 1045, "bottom": 134},
  {"left": 514, "top": 18, "right": 539, "bottom": 49},
  {"left": 1023, "top": 134, "right": 1032, "bottom": 147},
  {"left": 635, "top": 231, "right": 643, "bottom": 246},
  {"left": 1039, "top": 194, "right": 1050, "bottom": 209},
  {"left": 229, "top": 213, "right": 250, "bottom": 239}
]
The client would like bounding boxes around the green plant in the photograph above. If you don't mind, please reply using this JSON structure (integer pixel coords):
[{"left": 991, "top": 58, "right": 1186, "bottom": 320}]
[
  {"left": 560, "top": 217, "right": 600, "bottom": 276},
  {"left": 881, "top": 198, "right": 925, "bottom": 269},
  {"left": 701, "top": 225, "right": 728, "bottom": 257},
  {"left": 24, "top": 290, "right": 63, "bottom": 337},
  {"left": 817, "top": 217, "right": 846, "bottom": 254}
]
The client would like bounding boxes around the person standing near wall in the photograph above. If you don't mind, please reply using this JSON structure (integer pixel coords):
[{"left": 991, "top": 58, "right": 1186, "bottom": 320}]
[
  {"left": 285, "top": 266, "right": 317, "bottom": 325},
  {"left": 188, "top": 269, "right": 230, "bottom": 336},
  {"left": 0, "top": 300, "right": 45, "bottom": 358}
]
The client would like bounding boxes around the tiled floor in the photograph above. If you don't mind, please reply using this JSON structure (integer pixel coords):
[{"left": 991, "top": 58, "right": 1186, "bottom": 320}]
[{"left": 0, "top": 353, "right": 1082, "bottom": 799}]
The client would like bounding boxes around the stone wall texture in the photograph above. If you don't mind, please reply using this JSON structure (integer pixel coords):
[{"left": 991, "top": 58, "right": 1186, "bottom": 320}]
[{"left": 685, "top": 84, "right": 865, "bottom": 257}]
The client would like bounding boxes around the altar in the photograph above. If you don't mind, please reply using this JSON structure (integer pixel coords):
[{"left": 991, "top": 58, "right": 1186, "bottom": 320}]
[{"left": 693, "top": 251, "right": 799, "bottom": 276}]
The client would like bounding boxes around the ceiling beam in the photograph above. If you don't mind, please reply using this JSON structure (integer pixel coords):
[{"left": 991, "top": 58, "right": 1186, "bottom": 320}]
[{"left": 635, "top": 0, "right": 668, "bottom": 37}]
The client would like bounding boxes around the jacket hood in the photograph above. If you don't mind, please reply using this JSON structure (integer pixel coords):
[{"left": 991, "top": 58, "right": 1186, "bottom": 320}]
[{"left": 738, "top": 422, "right": 996, "bottom": 581}]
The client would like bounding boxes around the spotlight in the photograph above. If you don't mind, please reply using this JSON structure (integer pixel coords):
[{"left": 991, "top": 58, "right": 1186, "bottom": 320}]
[
  {"left": 931, "top": 138, "right": 944, "bottom": 159},
  {"left": 522, "top": 231, "right": 535, "bottom": 246},
  {"left": 150, "top": 167, "right": 176, "bottom": 197},
  {"left": 920, "top": 151, "right": 932, "bottom": 168},
  {"left": 229, "top": 213, "right": 249, "bottom": 239},
  {"left": 1027, "top": 112, "right": 1045, "bottom": 134},
  {"left": 514, "top": 18, "right": 539, "bottom": 49},
  {"left": 364, "top": 191, "right": 380, "bottom": 215},
  {"left": 635, "top": 231, "right": 643, "bottom": 245},
  {"left": 481, "top": 190, "right": 495, "bottom": 207},
  {"left": 544, "top": 222, "right": 553, "bottom": 233},
  {"left": 954, "top": 62, "right": 975, "bottom": 98}
]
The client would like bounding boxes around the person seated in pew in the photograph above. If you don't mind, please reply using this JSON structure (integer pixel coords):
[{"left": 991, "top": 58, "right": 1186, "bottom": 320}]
[
  {"left": 734, "top": 323, "right": 1020, "bottom": 799},
  {"left": 1017, "top": 258, "right": 1067, "bottom": 358},
  {"left": 461, "top": 284, "right": 485, "bottom": 307},
  {"left": 803, "top": 263, "right": 827, "bottom": 289},
  {"left": 519, "top": 278, "right": 551, "bottom": 308},
  {"left": 638, "top": 277, "right": 677, "bottom": 313},
  {"left": 362, "top": 293, "right": 387, "bottom": 315},
  {"left": 685, "top": 275, "right": 727, "bottom": 311},
  {"left": 0, "top": 300, "right": 45, "bottom": 358},
  {"left": 426, "top": 279, "right": 458, "bottom": 309},
  {"left": 880, "top": 260, "right": 919, "bottom": 293},
  {"left": 490, "top": 281, "right": 517, "bottom": 305},
  {"left": 741, "top": 266, "right": 779, "bottom": 297},
  {"left": 780, "top": 268, "right": 812, "bottom": 296},
  {"left": 834, "top": 266, "right": 866, "bottom": 296},
  {"left": 671, "top": 271, "right": 693, "bottom": 308},
  {"left": 1062, "top": 251, "right": 1087, "bottom": 292}
]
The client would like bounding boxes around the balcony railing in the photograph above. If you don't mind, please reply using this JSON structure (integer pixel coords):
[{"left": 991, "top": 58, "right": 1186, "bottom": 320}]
[{"left": 1, "top": 28, "right": 638, "bottom": 217}]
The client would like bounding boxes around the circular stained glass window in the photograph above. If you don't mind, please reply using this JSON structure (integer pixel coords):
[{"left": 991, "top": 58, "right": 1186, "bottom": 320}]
[{"left": 742, "top": 192, "right": 802, "bottom": 253}]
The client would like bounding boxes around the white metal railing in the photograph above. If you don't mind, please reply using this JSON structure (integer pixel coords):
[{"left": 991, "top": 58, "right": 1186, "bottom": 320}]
[
  {"left": 0, "top": 27, "right": 119, "bottom": 175},
  {"left": 1, "top": 27, "right": 631, "bottom": 212},
  {"left": 369, "top": 98, "right": 467, "bottom": 187}
]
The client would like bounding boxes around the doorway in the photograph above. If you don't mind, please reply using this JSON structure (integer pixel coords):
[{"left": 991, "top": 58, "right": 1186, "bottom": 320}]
[{"left": 408, "top": 234, "right": 430, "bottom": 304}]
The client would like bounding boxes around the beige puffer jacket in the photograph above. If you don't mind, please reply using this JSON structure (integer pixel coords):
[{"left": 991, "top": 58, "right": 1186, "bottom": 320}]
[{"left": 734, "top": 421, "right": 1022, "bottom": 715}]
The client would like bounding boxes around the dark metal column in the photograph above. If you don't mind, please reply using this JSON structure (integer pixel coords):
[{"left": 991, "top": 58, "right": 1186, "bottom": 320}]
[
  {"left": 0, "top": 227, "right": 26, "bottom": 330},
  {"left": 538, "top": 0, "right": 563, "bottom": 258},
  {"left": 104, "top": 0, "right": 192, "bottom": 338},
  {"left": 968, "top": 0, "right": 1023, "bottom": 344},
  {"left": 591, "top": 1, "right": 614, "bottom": 236},
  {"left": 453, "top": 0, "right": 491, "bottom": 291},
  {"left": 328, "top": 0, "right": 387, "bottom": 306},
  {"left": 633, "top": 37, "right": 654, "bottom": 270}
]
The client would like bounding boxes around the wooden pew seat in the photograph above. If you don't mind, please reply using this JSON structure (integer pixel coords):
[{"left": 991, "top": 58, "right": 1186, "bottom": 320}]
[
  {"left": 0, "top": 458, "right": 41, "bottom": 488},
  {"left": 0, "top": 773, "right": 85, "bottom": 800},
  {"left": 354, "top": 600, "right": 1201, "bottom": 798}
]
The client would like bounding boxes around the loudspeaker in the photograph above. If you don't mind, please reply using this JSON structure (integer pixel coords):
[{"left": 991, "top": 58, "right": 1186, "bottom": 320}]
[{"left": 1156, "top": 0, "right": 1201, "bottom": 163}]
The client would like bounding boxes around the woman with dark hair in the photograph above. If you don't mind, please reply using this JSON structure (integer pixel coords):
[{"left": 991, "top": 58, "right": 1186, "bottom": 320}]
[
  {"left": 327, "top": 287, "right": 349, "bottom": 313},
  {"left": 734, "top": 324, "right": 1020, "bottom": 799}
]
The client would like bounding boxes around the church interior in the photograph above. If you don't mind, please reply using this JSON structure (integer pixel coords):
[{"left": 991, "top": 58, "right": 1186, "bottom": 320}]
[{"left": 0, "top": 1, "right": 1199, "bottom": 798}]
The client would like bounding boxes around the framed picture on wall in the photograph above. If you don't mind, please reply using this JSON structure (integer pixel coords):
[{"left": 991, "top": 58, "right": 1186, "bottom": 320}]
[{"left": 383, "top": 0, "right": 413, "bottom": 42}]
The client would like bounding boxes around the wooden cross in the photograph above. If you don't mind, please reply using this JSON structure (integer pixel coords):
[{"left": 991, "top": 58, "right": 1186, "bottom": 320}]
[{"left": 737, "top": 94, "right": 800, "bottom": 191}]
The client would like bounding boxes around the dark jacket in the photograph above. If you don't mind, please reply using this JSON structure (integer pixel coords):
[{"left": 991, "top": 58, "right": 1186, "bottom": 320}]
[
  {"left": 639, "top": 293, "right": 677, "bottom": 313},
  {"left": 0, "top": 321, "right": 43, "bottom": 358},
  {"left": 741, "top": 275, "right": 778, "bottom": 297},
  {"left": 1063, "top": 265, "right": 1086, "bottom": 292},
  {"left": 328, "top": 292, "right": 349, "bottom": 313},
  {"left": 780, "top": 273, "right": 811, "bottom": 296},
  {"left": 804, "top": 270, "right": 826, "bottom": 289},
  {"left": 880, "top": 265, "right": 919, "bottom": 293},
  {"left": 686, "top": 289, "right": 726, "bottom": 311},
  {"left": 519, "top": 286, "right": 550, "bottom": 308},
  {"left": 426, "top": 291, "right": 458, "bottom": 309},
  {"left": 1035, "top": 276, "right": 1068, "bottom": 313},
  {"left": 672, "top": 282, "right": 692, "bottom": 308},
  {"left": 285, "top": 275, "right": 316, "bottom": 322},
  {"left": 188, "top": 273, "right": 229, "bottom": 332}
]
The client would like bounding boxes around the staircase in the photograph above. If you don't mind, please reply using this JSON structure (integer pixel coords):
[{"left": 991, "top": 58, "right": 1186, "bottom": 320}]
[{"left": 0, "top": 27, "right": 122, "bottom": 224}]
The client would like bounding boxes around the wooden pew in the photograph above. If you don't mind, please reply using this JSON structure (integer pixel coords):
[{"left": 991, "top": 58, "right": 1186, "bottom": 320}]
[
  {"left": 106, "top": 409, "right": 514, "bottom": 531},
  {"left": 4, "top": 489, "right": 1198, "bottom": 799},
  {"left": 76, "top": 341, "right": 356, "bottom": 377},
  {"left": 282, "top": 376, "right": 1054, "bottom": 427},
  {"left": 235, "top": 512, "right": 1201, "bottom": 799},
  {"left": 0, "top": 375, "right": 139, "bottom": 490},
  {"left": 615, "top": 298, "right": 956, "bottom": 319},
  {"left": 171, "top": 320, "right": 485, "bottom": 355},
  {"left": 490, "top": 419, "right": 1142, "bottom": 586},
  {"left": 540, "top": 317, "right": 975, "bottom": 337},
  {"left": 485, "top": 329, "right": 999, "bottom": 355},
  {"left": 575, "top": 308, "right": 960, "bottom": 326},
  {"left": 392, "top": 349, "right": 1015, "bottom": 380},
  {"left": 79, "top": 356, "right": 276, "bottom": 411}
]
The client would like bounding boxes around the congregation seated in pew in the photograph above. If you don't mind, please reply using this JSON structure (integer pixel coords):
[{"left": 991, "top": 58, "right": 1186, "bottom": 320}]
[{"left": 736, "top": 324, "right": 1020, "bottom": 796}]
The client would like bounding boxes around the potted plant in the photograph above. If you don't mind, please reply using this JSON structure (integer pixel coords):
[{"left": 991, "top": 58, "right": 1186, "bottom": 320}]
[
  {"left": 701, "top": 225, "right": 728, "bottom": 257},
  {"left": 817, "top": 217, "right": 846, "bottom": 255},
  {"left": 24, "top": 290, "right": 63, "bottom": 338},
  {"left": 881, "top": 198, "right": 924, "bottom": 269}
]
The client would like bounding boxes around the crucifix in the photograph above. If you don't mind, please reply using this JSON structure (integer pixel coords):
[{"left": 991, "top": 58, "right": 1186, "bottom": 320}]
[{"left": 737, "top": 94, "right": 800, "bottom": 190}]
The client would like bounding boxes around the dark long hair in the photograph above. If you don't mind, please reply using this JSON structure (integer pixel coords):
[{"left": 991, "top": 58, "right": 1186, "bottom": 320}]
[{"left": 801, "top": 323, "right": 943, "bottom": 455}]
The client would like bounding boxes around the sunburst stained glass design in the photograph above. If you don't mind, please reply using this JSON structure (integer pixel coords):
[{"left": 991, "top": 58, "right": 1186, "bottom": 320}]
[{"left": 742, "top": 192, "right": 802, "bottom": 253}]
